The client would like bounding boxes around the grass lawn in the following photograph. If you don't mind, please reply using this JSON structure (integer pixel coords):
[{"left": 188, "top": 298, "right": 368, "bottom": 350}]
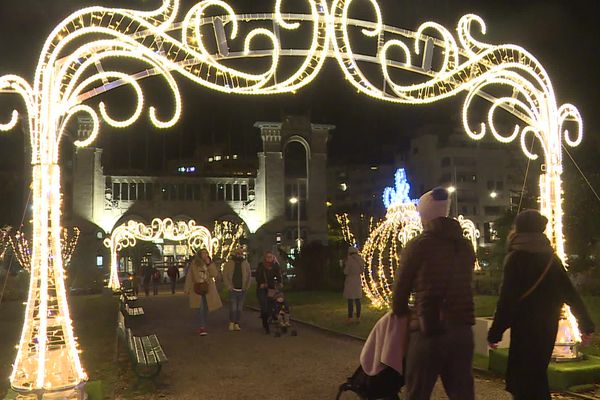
[
  {"left": 0, "top": 293, "right": 119, "bottom": 398},
  {"left": 247, "top": 289, "right": 600, "bottom": 356}
]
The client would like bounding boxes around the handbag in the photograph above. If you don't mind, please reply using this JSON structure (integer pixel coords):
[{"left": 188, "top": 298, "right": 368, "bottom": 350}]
[
  {"left": 519, "top": 255, "right": 554, "bottom": 302},
  {"left": 193, "top": 267, "right": 209, "bottom": 295},
  {"left": 194, "top": 281, "right": 209, "bottom": 295},
  {"left": 263, "top": 268, "right": 277, "bottom": 298},
  {"left": 418, "top": 241, "right": 459, "bottom": 337}
]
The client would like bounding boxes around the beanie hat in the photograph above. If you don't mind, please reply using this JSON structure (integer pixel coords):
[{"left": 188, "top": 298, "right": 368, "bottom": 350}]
[
  {"left": 514, "top": 209, "right": 548, "bottom": 233},
  {"left": 417, "top": 187, "right": 450, "bottom": 224}
]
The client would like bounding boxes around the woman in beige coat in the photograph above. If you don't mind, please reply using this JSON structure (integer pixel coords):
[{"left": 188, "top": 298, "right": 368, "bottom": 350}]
[{"left": 184, "top": 249, "right": 222, "bottom": 335}]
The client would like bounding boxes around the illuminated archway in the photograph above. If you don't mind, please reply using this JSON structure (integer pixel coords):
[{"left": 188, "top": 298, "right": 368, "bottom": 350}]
[
  {"left": 104, "top": 218, "right": 214, "bottom": 290},
  {"left": 0, "top": 0, "right": 583, "bottom": 395}
]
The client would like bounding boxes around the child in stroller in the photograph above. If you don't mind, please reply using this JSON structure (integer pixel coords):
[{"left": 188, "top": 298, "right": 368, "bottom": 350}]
[
  {"left": 270, "top": 289, "right": 297, "bottom": 337},
  {"left": 336, "top": 311, "right": 405, "bottom": 399}
]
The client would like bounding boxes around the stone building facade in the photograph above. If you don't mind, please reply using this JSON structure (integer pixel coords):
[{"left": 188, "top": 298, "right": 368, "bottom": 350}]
[{"left": 68, "top": 116, "right": 333, "bottom": 276}]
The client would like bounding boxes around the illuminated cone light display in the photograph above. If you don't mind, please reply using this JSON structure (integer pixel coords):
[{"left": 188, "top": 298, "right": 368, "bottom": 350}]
[{"left": 0, "top": 0, "right": 585, "bottom": 395}]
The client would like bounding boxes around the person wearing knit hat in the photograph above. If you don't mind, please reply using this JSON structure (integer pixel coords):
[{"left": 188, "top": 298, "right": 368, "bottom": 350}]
[
  {"left": 393, "top": 186, "right": 476, "bottom": 400},
  {"left": 488, "top": 209, "right": 595, "bottom": 399},
  {"left": 514, "top": 209, "right": 548, "bottom": 233},
  {"left": 417, "top": 187, "right": 451, "bottom": 225}
]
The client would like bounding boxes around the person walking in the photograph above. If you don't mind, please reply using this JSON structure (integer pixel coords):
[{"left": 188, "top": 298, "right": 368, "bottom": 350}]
[
  {"left": 223, "top": 247, "right": 251, "bottom": 331},
  {"left": 393, "top": 187, "right": 476, "bottom": 400},
  {"left": 151, "top": 266, "right": 161, "bottom": 295},
  {"left": 488, "top": 209, "right": 595, "bottom": 400},
  {"left": 167, "top": 263, "right": 180, "bottom": 294},
  {"left": 255, "top": 250, "right": 283, "bottom": 334},
  {"left": 142, "top": 262, "right": 152, "bottom": 297},
  {"left": 184, "top": 249, "right": 222, "bottom": 336},
  {"left": 344, "top": 247, "right": 365, "bottom": 323}
]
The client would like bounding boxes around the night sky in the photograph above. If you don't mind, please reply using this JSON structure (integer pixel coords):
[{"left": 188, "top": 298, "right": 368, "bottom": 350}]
[{"left": 0, "top": 0, "right": 599, "bottom": 223}]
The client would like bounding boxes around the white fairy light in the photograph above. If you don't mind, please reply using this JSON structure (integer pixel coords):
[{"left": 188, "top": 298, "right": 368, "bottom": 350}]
[
  {"left": 0, "top": 0, "right": 585, "bottom": 393},
  {"left": 104, "top": 218, "right": 213, "bottom": 290}
]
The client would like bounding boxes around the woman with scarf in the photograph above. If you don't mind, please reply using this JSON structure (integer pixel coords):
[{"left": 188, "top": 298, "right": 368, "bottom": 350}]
[
  {"left": 223, "top": 247, "right": 251, "bottom": 331},
  {"left": 184, "top": 248, "right": 222, "bottom": 336},
  {"left": 255, "top": 250, "right": 283, "bottom": 334},
  {"left": 488, "top": 209, "right": 594, "bottom": 400}
]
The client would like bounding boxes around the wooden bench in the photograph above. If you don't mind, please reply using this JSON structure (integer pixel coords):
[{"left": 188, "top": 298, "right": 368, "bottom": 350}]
[
  {"left": 116, "top": 312, "right": 167, "bottom": 378},
  {"left": 123, "top": 302, "right": 144, "bottom": 316},
  {"left": 119, "top": 294, "right": 143, "bottom": 316}
]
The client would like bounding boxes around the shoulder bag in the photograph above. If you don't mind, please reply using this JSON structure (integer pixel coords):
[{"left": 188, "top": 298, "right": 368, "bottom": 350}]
[
  {"left": 263, "top": 268, "right": 277, "bottom": 298},
  {"left": 193, "top": 266, "right": 209, "bottom": 295},
  {"left": 519, "top": 255, "right": 554, "bottom": 302}
]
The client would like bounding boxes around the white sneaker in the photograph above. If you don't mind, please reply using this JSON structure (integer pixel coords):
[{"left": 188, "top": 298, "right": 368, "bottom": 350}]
[
  {"left": 228, "top": 322, "right": 235, "bottom": 331},
  {"left": 234, "top": 323, "right": 241, "bottom": 331}
]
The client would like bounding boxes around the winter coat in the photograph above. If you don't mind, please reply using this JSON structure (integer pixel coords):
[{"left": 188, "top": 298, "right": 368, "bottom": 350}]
[
  {"left": 223, "top": 257, "right": 251, "bottom": 291},
  {"left": 255, "top": 262, "right": 283, "bottom": 289},
  {"left": 393, "top": 217, "right": 476, "bottom": 328},
  {"left": 343, "top": 253, "right": 365, "bottom": 299},
  {"left": 488, "top": 233, "right": 594, "bottom": 399},
  {"left": 184, "top": 259, "right": 223, "bottom": 312}
]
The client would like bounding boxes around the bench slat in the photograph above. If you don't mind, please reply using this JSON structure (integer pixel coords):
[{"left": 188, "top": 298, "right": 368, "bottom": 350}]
[
  {"left": 148, "top": 335, "right": 168, "bottom": 363},
  {"left": 133, "top": 336, "right": 147, "bottom": 366},
  {"left": 141, "top": 336, "right": 158, "bottom": 365}
]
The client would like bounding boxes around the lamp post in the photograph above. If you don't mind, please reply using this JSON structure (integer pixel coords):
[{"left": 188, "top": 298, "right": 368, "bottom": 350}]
[{"left": 289, "top": 197, "right": 300, "bottom": 250}]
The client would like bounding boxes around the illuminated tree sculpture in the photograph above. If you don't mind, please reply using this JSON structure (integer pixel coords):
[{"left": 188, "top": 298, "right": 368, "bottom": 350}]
[
  {"left": 0, "top": 227, "right": 11, "bottom": 260},
  {"left": 0, "top": 0, "right": 585, "bottom": 394},
  {"left": 211, "top": 220, "right": 246, "bottom": 263}
]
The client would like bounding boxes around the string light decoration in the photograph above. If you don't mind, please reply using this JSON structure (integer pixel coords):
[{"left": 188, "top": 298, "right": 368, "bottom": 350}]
[
  {"left": 0, "top": 0, "right": 585, "bottom": 393},
  {"left": 10, "top": 232, "right": 32, "bottom": 271},
  {"left": 358, "top": 169, "right": 481, "bottom": 308},
  {"left": 336, "top": 213, "right": 358, "bottom": 248},
  {"left": 9, "top": 228, "right": 80, "bottom": 272},
  {"left": 0, "top": 227, "right": 11, "bottom": 260},
  {"left": 61, "top": 227, "right": 80, "bottom": 270},
  {"left": 211, "top": 220, "right": 246, "bottom": 262},
  {"left": 104, "top": 218, "right": 214, "bottom": 290}
]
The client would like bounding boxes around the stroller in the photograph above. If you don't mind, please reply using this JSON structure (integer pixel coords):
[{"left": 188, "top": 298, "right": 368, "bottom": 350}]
[
  {"left": 336, "top": 311, "right": 405, "bottom": 399},
  {"left": 269, "top": 289, "right": 298, "bottom": 337}
]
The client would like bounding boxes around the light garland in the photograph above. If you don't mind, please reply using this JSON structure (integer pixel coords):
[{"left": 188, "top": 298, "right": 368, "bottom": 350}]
[
  {"left": 211, "top": 220, "right": 246, "bottom": 263},
  {"left": 9, "top": 227, "right": 80, "bottom": 272},
  {"left": 336, "top": 213, "right": 358, "bottom": 249},
  {"left": 0, "top": 227, "right": 11, "bottom": 260},
  {"left": 104, "top": 218, "right": 214, "bottom": 290},
  {"left": 0, "top": 0, "right": 584, "bottom": 392}
]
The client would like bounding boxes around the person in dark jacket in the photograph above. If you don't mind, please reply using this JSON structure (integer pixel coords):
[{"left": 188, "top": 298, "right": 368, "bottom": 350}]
[
  {"left": 167, "top": 264, "right": 180, "bottom": 294},
  {"left": 488, "top": 209, "right": 595, "bottom": 400},
  {"left": 255, "top": 250, "right": 283, "bottom": 334},
  {"left": 393, "top": 187, "right": 475, "bottom": 400}
]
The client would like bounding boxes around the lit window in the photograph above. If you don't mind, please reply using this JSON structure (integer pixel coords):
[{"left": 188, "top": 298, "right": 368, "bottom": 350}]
[
  {"left": 215, "top": 155, "right": 222, "bottom": 161},
  {"left": 208, "top": 157, "right": 213, "bottom": 162},
  {"left": 96, "top": 255, "right": 104, "bottom": 268},
  {"left": 339, "top": 183, "right": 348, "bottom": 192},
  {"left": 233, "top": 155, "right": 238, "bottom": 160}
]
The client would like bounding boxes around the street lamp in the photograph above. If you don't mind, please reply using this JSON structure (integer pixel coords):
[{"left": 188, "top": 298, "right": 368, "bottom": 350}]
[
  {"left": 289, "top": 197, "right": 301, "bottom": 250},
  {"left": 490, "top": 191, "right": 498, "bottom": 199}
]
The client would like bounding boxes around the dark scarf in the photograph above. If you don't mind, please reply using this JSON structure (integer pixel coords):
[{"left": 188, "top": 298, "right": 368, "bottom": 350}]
[{"left": 507, "top": 232, "right": 553, "bottom": 254}]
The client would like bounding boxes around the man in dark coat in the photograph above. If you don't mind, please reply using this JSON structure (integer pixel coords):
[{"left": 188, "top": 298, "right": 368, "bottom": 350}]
[
  {"left": 393, "top": 187, "right": 476, "bottom": 400},
  {"left": 488, "top": 209, "right": 595, "bottom": 400}
]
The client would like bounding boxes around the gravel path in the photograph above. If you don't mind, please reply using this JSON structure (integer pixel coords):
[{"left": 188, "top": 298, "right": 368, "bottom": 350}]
[{"left": 117, "top": 291, "right": 514, "bottom": 400}]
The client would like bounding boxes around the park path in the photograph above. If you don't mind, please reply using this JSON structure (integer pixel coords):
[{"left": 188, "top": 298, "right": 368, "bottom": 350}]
[{"left": 118, "top": 290, "right": 512, "bottom": 400}]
